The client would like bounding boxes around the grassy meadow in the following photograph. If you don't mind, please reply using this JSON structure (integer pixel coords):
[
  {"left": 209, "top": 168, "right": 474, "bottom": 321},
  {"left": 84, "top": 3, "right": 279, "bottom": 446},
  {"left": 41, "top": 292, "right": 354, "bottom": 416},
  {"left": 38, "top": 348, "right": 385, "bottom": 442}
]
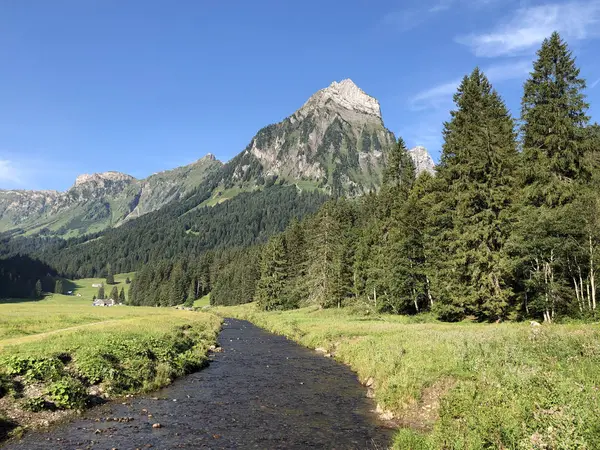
[
  {"left": 216, "top": 303, "right": 600, "bottom": 449},
  {"left": 0, "top": 274, "right": 221, "bottom": 439}
]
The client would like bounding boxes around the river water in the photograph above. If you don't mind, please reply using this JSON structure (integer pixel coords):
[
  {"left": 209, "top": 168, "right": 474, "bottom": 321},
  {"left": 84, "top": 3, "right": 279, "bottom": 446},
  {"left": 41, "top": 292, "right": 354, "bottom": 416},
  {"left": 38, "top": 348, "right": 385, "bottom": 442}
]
[{"left": 4, "top": 318, "right": 392, "bottom": 449}]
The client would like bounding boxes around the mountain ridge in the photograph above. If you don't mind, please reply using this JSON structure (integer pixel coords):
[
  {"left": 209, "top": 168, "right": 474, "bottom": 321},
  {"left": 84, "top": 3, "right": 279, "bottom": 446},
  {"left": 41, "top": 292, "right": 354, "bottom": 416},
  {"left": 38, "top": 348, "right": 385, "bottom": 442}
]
[{"left": 0, "top": 79, "right": 435, "bottom": 237}]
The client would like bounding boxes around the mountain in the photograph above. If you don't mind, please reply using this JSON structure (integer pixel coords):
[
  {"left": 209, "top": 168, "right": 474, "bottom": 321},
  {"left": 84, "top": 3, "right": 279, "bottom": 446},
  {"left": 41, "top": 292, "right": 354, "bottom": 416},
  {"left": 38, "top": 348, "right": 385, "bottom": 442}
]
[
  {"left": 216, "top": 79, "right": 397, "bottom": 197},
  {"left": 0, "top": 79, "right": 435, "bottom": 238},
  {"left": 0, "top": 155, "right": 222, "bottom": 237},
  {"left": 408, "top": 146, "right": 436, "bottom": 175}
]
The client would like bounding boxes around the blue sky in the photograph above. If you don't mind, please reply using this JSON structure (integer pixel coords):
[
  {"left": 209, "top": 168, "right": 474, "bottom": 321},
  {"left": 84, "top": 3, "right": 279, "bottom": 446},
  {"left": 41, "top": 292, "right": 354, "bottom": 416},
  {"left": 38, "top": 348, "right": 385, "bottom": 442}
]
[{"left": 1, "top": 0, "right": 600, "bottom": 191}]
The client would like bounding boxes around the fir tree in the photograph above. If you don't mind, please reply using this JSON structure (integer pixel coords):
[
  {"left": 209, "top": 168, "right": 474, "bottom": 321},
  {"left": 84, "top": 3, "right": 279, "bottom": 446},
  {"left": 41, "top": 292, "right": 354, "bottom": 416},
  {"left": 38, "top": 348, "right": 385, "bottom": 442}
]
[
  {"left": 255, "top": 235, "right": 289, "bottom": 310},
  {"left": 169, "top": 262, "right": 187, "bottom": 306},
  {"left": 54, "top": 279, "right": 64, "bottom": 294},
  {"left": 110, "top": 286, "right": 119, "bottom": 301},
  {"left": 431, "top": 68, "right": 518, "bottom": 321},
  {"left": 386, "top": 172, "right": 433, "bottom": 313},
  {"left": 125, "top": 277, "right": 131, "bottom": 284},
  {"left": 106, "top": 264, "right": 115, "bottom": 285},
  {"left": 306, "top": 200, "right": 353, "bottom": 308},
  {"left": 512, "top": 32, "right": 591, "bottom": 322},
  {"left": 119, "top": 287, "right": 126, "bottom": 304},
  {"left": 187, "top": 280, "right": 197, "bottom": 304},
  {"left": 521, "top": 31, "right": 590, "bottom": 207},
  {"left": 98, "top": 285, "right": 105, "bottom": 299},
  {"left": 35, "top": 279, "right": 43, "bottom": 299}
]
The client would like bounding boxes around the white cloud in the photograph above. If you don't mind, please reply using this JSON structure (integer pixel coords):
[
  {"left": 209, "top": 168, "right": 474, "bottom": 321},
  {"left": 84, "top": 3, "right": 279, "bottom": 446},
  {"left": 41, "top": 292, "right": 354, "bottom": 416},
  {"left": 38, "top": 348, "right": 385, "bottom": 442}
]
[
  {"left": 383, "top": 0, "right": 506, "bottom": 31},
  {"left": 410, "top": 60, "right": 532, "bottom": 110},
  {"left": 411, "top": 80, "right": 462, "bottom": 111},
  {"left": 0, "top": 160, "right": 22, "bottom": 186},
  {"left": 591, "top": 77, "right": 600, "bottom": 89},
  {"left": 457, "top": 1, "right": 600, "bottom": 57}
]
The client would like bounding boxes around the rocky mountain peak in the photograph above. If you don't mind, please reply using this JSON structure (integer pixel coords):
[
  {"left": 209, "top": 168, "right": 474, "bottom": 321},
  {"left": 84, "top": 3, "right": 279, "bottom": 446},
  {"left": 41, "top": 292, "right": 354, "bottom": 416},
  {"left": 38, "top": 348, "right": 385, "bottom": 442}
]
[
  {"left": 74, "top": 171, "right": 135, "bottom": 187},
  {"left": 197, "top": 153, "right": 218, "bottom": 163},
  {"left": 408, "top": 146, "right": 436, "bottom": 176},
  {"left": 297, "top": 78, "right": 382, "bottom": 118}
]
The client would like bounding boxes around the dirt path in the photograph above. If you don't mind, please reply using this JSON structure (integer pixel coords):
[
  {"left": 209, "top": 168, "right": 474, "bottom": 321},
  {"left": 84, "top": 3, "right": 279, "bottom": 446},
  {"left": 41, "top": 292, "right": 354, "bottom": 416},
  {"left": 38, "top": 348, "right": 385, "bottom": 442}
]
[
  {"left": 0, "top": 319, "right": 131, "bottom": 348},
  {"left": 3, "top": 318, "right": 393, "bottom": 449}
]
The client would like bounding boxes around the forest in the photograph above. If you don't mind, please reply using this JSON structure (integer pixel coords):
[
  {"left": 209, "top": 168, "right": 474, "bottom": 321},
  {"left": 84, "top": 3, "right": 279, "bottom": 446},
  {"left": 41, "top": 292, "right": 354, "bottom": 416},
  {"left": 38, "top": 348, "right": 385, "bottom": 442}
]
[
  {"left": 130, "top": 33, "right": 600, "bottom": 322},
  {"left": 0, "top": 185, "right": 327, "bottom": 280}
]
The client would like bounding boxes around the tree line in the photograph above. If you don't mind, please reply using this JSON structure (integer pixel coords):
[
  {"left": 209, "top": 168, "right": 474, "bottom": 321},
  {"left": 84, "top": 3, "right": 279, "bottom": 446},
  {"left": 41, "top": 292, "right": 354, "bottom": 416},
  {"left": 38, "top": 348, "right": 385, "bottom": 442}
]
[
  {"left": 184, "top": 33, "right": 599, "bottom": 322},
  {"left": 0, "top": 255, "right": 57, "bottom": 299}
]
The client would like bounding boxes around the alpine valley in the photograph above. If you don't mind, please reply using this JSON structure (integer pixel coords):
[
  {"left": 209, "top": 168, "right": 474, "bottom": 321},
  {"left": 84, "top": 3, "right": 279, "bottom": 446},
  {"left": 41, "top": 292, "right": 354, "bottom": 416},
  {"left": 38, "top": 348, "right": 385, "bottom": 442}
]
[{"left": 0, "top": 79, "right": 434, "bottom": 239}]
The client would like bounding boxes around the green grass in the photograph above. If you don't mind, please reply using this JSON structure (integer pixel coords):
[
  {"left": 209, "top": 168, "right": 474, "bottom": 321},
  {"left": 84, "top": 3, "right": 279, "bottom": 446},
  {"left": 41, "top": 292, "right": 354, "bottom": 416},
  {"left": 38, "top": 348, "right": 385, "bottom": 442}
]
[
  {"left": 194, "top": 293, "right": 211, "bottom": 308},
  {"left": 200, "top": 187, "right": 255, "bottom": 208},
  {"left": 0, "top": 276, "right": 221, "bottom": 438},
  {"left": 215, "top": 303, "right": 600, "bottom": 449},
  {"left": 0, "top": 273, "right": 136, "bottom": 342}
]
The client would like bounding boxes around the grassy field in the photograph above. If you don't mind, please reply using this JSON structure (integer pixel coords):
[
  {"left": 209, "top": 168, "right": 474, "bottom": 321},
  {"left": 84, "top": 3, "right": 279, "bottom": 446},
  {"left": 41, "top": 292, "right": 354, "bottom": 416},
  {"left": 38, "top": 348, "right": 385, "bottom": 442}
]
[
  {"left": 194, "top": 293, "right": 211, "bottom": 308},
  {"left": 0, "top": 272, "right": 137, "bottom": 342},
  {"left": 0, "top": 275, "right": 221, "bottom": 440},
  {"left": 216, "top": 303, "right": 600, "bottom": 449}
]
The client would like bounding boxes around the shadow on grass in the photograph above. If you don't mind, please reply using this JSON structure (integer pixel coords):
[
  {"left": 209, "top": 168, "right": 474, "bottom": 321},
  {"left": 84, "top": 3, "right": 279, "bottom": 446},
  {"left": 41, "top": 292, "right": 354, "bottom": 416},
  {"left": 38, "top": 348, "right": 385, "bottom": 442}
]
[
  {"left": 0, "top": 298, "right": 42, "bottom": 305},
  {"left": 0, "top": 417, "right": 18, "bottom": 441}
]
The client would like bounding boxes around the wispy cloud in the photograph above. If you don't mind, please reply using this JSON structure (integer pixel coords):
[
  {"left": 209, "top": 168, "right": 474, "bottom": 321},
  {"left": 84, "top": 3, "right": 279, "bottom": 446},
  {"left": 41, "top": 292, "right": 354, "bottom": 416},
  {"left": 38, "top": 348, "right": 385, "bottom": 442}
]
[
  {"left": 411, "top": 81, "right": 462, "bottom": 111},
  {"left": 383, "top": 0, "right": 505, "bottom": 32},
  {"left": 457, "top": 0, "right": 600, "bottom": 57},
  {"left": 410, "top": 60, "right": 532, "bottom": 110},
  {"left": 0, "top": 160, "right": 22, "bottom": 187},
  {"left": 591, "top": 77, "right": 600, "bottom": 89}
]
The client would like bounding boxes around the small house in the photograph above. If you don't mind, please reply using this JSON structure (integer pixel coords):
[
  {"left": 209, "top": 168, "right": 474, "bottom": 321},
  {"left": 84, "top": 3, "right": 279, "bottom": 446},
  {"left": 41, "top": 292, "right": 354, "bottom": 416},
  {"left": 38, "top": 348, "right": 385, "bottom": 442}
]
[{"left": 92, "top": 298, "right": 116, "bottom": 307}]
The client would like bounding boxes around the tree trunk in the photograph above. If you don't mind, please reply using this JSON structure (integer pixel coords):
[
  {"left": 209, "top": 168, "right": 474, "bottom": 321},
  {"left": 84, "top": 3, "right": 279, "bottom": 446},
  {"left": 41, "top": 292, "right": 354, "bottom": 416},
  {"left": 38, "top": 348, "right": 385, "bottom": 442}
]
[
  {"left": 426, "top": 276, "right": 433, "bottom": 308},
  {"left": 573, "top": 276, "right": 583, "bottom": 313},
  {"left": 590, "top": 235, "right": 597, "bottom": 311},
  {"left": 412, "top": 286, "right": 419, "bottom": 313}
]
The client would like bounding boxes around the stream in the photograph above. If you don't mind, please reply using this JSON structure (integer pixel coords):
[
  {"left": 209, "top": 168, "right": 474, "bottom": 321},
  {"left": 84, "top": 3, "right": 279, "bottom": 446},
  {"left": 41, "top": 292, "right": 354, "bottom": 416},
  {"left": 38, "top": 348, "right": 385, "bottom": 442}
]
[{"left": 4, "top": 318, "right": 393, "bottom": 449}]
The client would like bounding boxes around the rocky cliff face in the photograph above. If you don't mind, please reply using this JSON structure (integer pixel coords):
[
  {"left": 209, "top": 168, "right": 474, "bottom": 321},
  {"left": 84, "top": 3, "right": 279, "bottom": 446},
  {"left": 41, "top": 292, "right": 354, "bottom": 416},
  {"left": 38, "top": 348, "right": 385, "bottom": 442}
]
[
  {"left": 0, "top": 156, "right": 222, "bottom": 236},
  {"left": 225, "top": 79, "right": 397, "bottom": 196},
  {"left": 408, "top": 146, "right": 436, "bottom": 176}
]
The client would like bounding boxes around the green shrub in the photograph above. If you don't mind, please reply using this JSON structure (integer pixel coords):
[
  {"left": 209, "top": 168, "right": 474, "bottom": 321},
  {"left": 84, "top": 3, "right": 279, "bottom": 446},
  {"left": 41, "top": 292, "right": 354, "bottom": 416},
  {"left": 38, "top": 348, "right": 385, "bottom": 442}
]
[
  {"left": 47, "top": 378, "right": 87, "bottom": 410},
  {"left": 1, "top": 356, "right": 64, "bottom": 382},
  {"left": 22, "top": 397, "right": 48, "bottom": 412}
]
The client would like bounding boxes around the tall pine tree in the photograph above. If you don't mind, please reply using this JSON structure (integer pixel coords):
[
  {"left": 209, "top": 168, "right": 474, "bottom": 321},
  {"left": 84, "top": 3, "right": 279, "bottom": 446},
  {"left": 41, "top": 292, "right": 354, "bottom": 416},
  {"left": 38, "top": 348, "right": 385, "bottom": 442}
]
[
  {"left": 512, "top": 32, "right": 591, "bottom": 322},
  {"left": 431, "top": 68, "right": 518, "bottom": 321},
  {"left": 255, "top": 235, "right": 289, "bottom": 310}
]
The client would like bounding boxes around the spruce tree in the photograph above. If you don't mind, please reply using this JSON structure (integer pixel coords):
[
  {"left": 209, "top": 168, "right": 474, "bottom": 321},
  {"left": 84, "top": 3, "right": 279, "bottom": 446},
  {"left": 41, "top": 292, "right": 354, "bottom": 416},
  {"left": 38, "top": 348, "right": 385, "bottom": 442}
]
[
  {"left": 54, "top": 279, "right": 63, "bottom": 294},
  {"left": 125, "top": 277, "right": 131, "bottom": 284},
  {"left": 98, "top": 285, "right": 105, "bottom": 299},
  {"left": 513, "top": 32, "right": 591, "bottom": 322},
  {"left": 110, "top": 286, "right": 119, "bottom": 301},
  {"left": 187, "top": 280, "right": 197, "bottom": 304},
  {"left": 306, "top": 200, "right": 353, "bottom": 308},
  {"left": 521, "top": 31, "right": 590, "bottom": 207},
  {"left": 431, "top": 68, "right": 518, "bottom": 321},
  {"left": 35, "top": 279, "right": 43, "bottom": 299},
  {"left": 169, "top": 262, "right": 187, "bottom": 306},
  {"left": 106, "top": 264, "right": 114, "bottom": 285},
  {"left": 387, "top": 172, "right": 433, "bottom": 313},
  {"left": 255, "top": 235, "right": 289, "bottom": 310},
  {"left": 119, "top": 287, "right": 126, "bottom": 304}
]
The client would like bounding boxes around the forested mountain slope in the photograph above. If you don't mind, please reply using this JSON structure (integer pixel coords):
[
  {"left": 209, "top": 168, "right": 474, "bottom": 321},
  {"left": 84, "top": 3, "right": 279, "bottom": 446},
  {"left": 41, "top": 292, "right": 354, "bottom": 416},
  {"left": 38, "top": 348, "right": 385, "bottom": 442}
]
[
  {"left": 0, "top": 155, "right": 222, "bottom": 237},
  {"left": 1, "top": 184, "right": 328, "bottom": 279}
]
